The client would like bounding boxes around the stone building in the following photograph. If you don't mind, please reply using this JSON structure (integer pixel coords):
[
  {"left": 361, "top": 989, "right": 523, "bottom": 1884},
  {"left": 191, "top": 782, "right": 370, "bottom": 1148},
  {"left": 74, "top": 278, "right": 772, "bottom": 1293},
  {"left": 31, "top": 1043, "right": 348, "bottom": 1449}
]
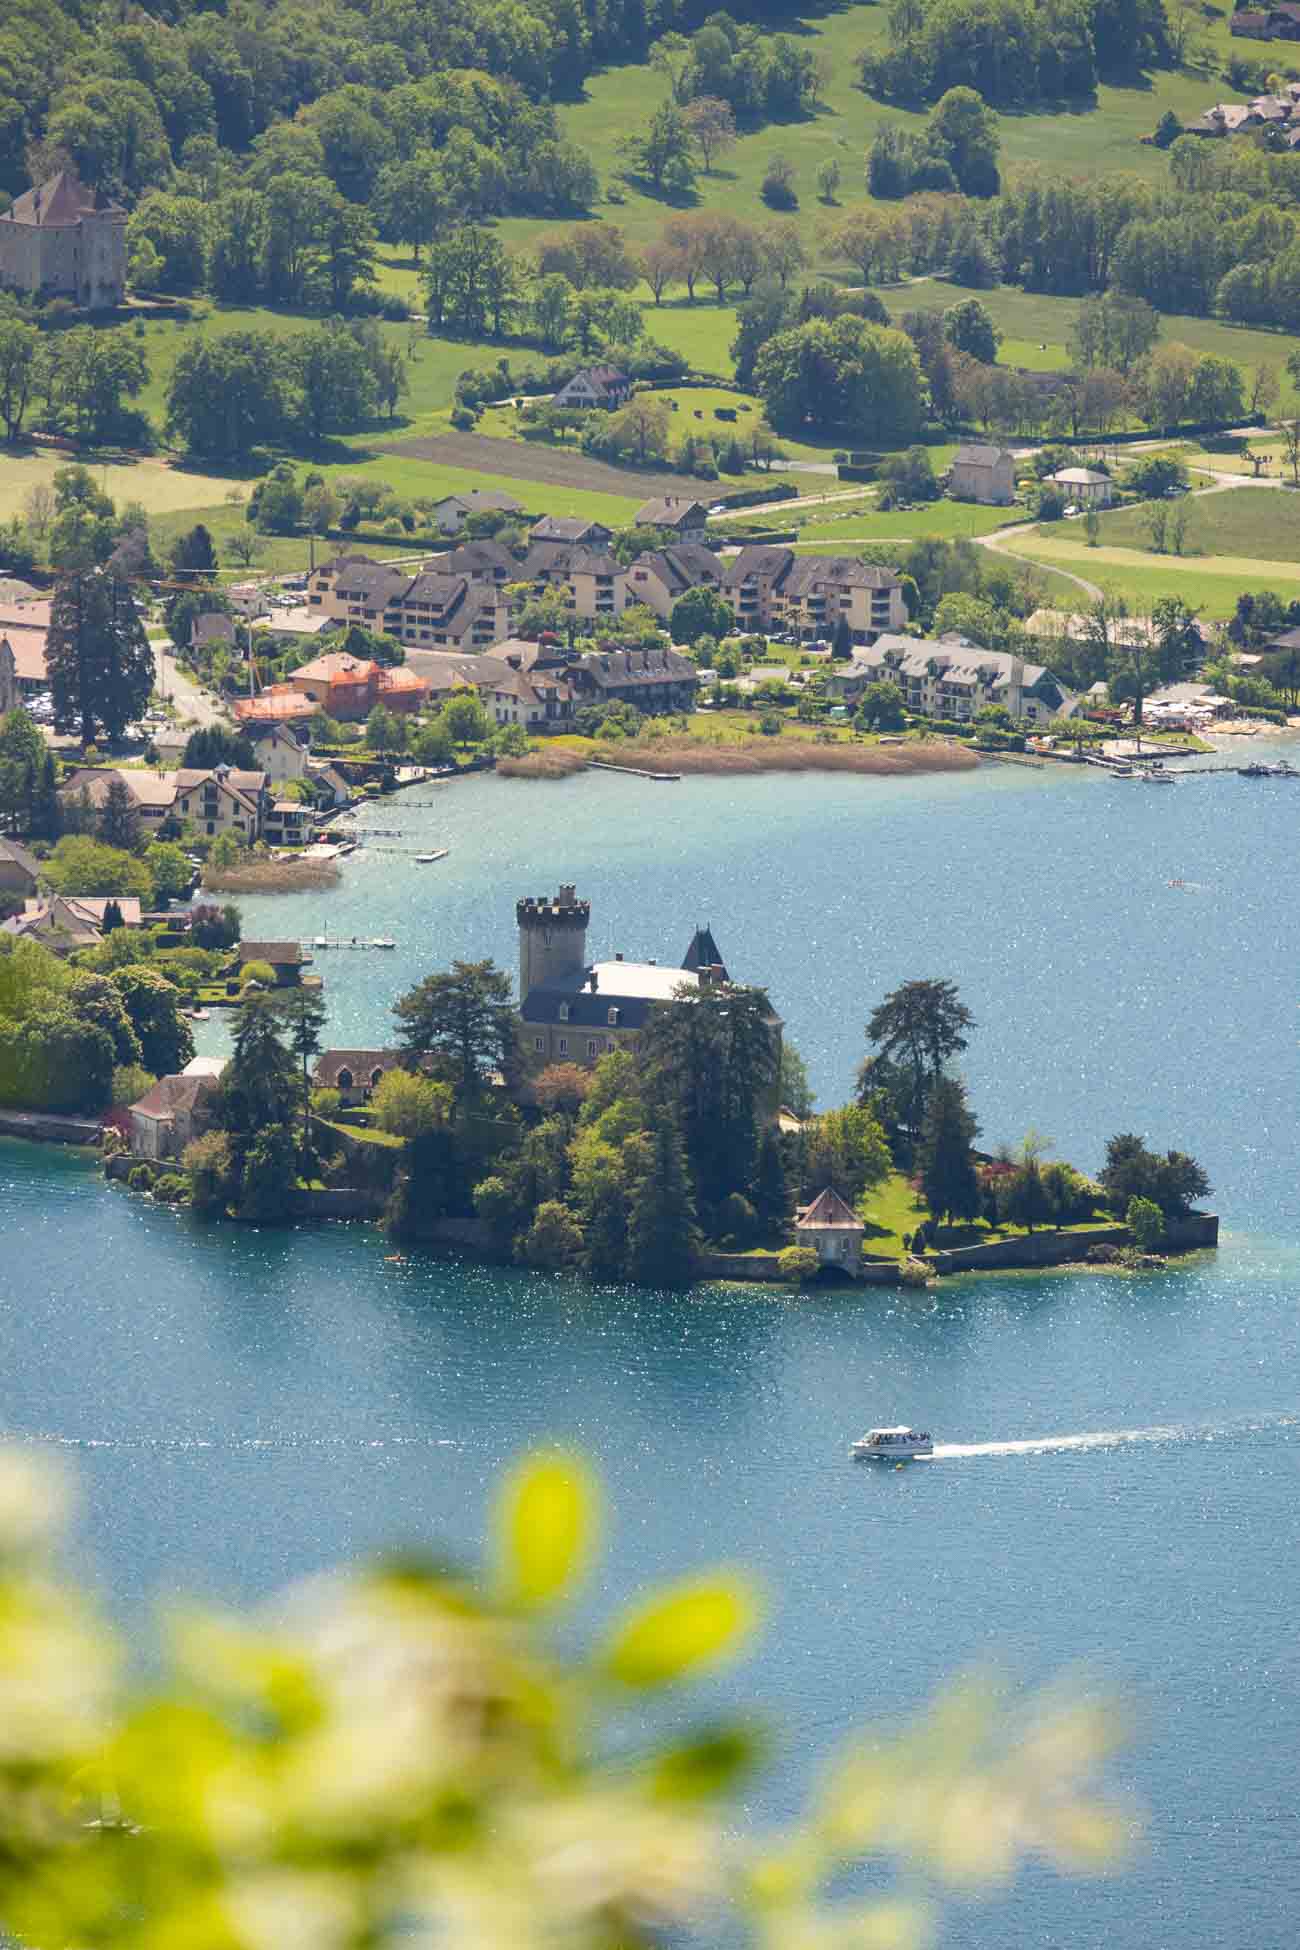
[
  {"left": 516, "top": 884, "right": 779, "bottom": 1080},
  {"left": 0, "top": 171, "right": 127, "bottom": 309},
  {"left": 949, "top": 445, "right": 1017, "bottom": 505},
  {"left": 794, "top": 1188, "right": 866, "bottom": 1277}
]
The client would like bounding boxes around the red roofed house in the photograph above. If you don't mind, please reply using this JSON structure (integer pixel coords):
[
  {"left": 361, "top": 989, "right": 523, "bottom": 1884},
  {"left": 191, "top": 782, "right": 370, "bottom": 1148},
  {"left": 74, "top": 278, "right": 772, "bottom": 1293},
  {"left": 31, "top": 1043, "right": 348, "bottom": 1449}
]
[
  {"left": 233, "top": 686, "right": 317, "bottom": 729},
  {"left": 289, "top": 652, "right": 430, "bottom": 720},
  {"left": 794, "top": 1187, "right": 867, "bottom": 1278},
  {"left": 0, "top": 171, "right": 127, "bottom": 309}
]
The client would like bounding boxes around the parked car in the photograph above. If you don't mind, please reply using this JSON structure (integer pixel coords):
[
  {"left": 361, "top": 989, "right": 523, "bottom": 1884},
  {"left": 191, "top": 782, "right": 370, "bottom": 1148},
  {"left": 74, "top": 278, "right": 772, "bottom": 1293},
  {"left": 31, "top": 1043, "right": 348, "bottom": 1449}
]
[{"left": 1163, "top": 485, "right": 1188, "bottom": 498}]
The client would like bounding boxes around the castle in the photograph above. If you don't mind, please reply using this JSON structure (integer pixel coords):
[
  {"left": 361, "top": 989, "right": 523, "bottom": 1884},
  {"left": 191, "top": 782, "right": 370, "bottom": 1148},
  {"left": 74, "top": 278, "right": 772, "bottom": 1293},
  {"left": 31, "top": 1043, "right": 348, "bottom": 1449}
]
[
  {"left": 516, "top": 884, "right": 776, "bottom": 1073},
  {"left": 0, "top": 171, "right": 127, "bottom": 311}
]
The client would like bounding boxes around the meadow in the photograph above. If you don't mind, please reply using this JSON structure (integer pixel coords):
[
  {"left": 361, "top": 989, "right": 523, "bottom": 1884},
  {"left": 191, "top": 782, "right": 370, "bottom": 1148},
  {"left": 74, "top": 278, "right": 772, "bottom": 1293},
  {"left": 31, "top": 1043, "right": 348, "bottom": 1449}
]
[{"left": 1083, "top": 486, "right": 1300, "bottom": 561}]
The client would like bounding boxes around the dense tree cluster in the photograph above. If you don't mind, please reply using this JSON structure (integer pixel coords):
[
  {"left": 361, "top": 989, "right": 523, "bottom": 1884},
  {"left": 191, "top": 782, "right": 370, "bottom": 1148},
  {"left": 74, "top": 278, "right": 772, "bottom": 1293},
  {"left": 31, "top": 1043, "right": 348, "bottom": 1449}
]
[
  {"left": 166, "top": 319, "right": 404, "bottom": 459},
  {"left": 861, "top": 0, "right": 1171, "bottom": 108}
]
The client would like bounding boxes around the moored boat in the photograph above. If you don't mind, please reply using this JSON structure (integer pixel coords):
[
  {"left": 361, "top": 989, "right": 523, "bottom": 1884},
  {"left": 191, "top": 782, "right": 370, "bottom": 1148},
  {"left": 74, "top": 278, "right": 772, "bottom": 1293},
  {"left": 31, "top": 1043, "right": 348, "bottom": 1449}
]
[{"left": 851, "top": 1426, "right": 933, "bottom": 1460}]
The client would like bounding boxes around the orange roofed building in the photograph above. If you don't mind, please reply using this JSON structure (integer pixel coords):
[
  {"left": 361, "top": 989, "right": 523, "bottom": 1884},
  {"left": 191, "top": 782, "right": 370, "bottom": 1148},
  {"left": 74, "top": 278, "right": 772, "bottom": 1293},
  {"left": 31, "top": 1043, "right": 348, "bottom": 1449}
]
[{"left": 289, "top": 652, "right": 430, "bottom": 720}]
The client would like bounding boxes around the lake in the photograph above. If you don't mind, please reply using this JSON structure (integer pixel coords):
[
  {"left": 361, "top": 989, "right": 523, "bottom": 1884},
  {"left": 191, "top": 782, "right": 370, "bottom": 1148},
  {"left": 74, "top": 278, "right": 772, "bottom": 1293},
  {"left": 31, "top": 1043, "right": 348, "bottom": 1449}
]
[{"left": 4, "top": 748, "right": 1299, "bottom": 1946}]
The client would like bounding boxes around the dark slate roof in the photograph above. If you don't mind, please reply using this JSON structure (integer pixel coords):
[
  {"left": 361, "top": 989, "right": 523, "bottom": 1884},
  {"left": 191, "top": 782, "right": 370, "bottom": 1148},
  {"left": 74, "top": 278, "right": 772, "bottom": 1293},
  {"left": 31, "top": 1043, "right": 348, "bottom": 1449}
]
[
  {"left": 240, "top": 939, "right": 303, "bottom": 966},
  {"left": 0, "top": 837, "right": 40, "bottom": 880},
  {"left": 952, "top": 444, "right": 1015, "bottom": 467},
  {"left": 335, "top": 561, "right": 414, "bottom": 604},
  {"left": 521, "top": 959, "right": 698, "bottom": 1028},
  {"left": 428, "top": 540, "right": 517, "bottom": 578},
  {"left": 781, "top": 557, "right": 900, "bottom": 595},
  {"left": 722, "top": 545, "right": 796, "bottom": 587},
  {"left": 635, "top": 497, "right": 709, "bottom": 527},
  {"left": 573, "top": 646, "right": 697, "bottom": 691},
  {"left": 399, "top": 571, "right": 469, "bottom": 608},
  {"left": 681, "top": 926, "right": 728, "bottom": 980},
  {"left": 529, "top": 516, "right": 612, "bottom": 543}
]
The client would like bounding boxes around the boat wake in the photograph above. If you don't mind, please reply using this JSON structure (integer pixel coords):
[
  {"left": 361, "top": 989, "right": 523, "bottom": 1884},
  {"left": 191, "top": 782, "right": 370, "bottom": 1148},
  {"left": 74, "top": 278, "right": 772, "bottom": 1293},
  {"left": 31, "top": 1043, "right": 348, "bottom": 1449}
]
[{"left": 930, "top": 1416, "right": 1293, "bottom": 1460}]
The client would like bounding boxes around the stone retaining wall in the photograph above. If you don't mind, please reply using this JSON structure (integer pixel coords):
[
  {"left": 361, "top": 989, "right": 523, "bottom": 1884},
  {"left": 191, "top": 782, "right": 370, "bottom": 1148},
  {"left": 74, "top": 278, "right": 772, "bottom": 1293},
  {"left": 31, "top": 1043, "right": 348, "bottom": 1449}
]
[
  {"left": 927, "top": 1214, "right": 1219, "bottom": 1274},
  {"left": 0, "top": 1108, "right": 101, "bottom": 1145},
  {"left": 700, "top": 1251, "right": 900, "bottom": 1285}
]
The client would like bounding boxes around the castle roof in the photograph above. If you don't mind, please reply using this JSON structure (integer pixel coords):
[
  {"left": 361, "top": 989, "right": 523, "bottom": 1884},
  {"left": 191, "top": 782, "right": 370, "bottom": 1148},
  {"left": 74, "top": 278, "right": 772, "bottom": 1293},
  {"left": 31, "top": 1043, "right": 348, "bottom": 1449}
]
[
  {"left": 681, "top": 925, "right": 728, "bottom": 980},
  {"left": 520, "top": 959, "right": 700, "bottom": 1030},
  {"left": 3, "top": 171, "right": 126, "bottom": 228}
]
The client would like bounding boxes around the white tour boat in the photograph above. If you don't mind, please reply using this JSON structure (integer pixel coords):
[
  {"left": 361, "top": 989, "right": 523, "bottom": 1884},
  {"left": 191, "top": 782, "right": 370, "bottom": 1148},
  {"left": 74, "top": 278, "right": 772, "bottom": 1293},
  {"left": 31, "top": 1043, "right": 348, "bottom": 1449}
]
[{"left": 851, "top": 1426, "right": 934, "bottom": 1460}]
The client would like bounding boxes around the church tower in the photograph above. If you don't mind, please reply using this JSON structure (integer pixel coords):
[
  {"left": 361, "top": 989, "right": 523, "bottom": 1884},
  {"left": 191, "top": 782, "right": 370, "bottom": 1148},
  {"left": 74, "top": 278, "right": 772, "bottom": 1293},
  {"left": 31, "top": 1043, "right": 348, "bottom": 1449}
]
[{"left": 517, "top": 885, "right": 590, "bottom": 999}]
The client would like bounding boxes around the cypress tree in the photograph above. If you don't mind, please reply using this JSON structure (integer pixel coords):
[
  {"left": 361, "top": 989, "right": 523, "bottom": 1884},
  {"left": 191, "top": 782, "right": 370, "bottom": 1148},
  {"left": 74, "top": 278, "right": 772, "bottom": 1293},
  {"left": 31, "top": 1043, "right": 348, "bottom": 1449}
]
[
  {"left": 626, "top": 1116, "right": 700, "bottom": 1286},
  {"left": 917, "top": 1076, "right": 981, "bottom": 1228},
  {"left": 752, "top": 1124, "right": 794, "bottom": 1240},
  {"left": 46, "top": 571, "right": 154, "bottom": 745}
]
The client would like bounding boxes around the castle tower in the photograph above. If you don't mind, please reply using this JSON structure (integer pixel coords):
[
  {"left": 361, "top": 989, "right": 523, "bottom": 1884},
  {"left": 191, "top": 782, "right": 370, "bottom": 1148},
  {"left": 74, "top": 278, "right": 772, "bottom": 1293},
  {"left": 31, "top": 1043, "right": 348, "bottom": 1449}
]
[{"left": 517, "top": 885, "right": 590, "bottom": 1000}]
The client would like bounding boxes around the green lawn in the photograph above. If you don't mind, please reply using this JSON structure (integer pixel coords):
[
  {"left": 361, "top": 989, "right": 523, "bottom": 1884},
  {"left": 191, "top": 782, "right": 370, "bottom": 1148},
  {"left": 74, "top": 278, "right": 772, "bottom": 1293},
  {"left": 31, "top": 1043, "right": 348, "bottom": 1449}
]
[
  {"left": 0, "top": 447, "right": 238, "bottom": 523},
  {"left": 525, "top": 6, "right": 1243, "bottom": 262},
  {"left": 789, "top": 499, "right": 1027, "bottom": 545},
  {"left": 1085, "top": 487, "right": 1300, "bottom": 562},
  {"left": 881, "top": 281, "right": 1300, "bottom": 408},
  {"left": 1002, "top": 534, "right": 1295, "bottom": 617},
  {"left": 859, "top": 1171, "right": 928, "bottom": 1260}
]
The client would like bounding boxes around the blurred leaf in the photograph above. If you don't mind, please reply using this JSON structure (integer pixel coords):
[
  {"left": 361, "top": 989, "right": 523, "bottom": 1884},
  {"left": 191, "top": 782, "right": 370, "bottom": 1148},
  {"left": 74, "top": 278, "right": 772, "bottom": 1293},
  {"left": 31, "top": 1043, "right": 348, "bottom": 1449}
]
[
  {"left": 650, "top": 1722, "right": 765, "bottom": 1803},
  {"left": 495, "top": 1451, "right": 598, "bottom": 1610},
  {"left": 602, "top": 1574, "right": 759, "bottom": 1690}
]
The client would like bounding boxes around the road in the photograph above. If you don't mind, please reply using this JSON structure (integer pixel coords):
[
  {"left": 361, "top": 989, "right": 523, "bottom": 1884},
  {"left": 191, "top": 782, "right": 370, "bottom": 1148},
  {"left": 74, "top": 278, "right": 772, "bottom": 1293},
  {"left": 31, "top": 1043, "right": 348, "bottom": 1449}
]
[{"left": 154, "top": 642, "right": 230, "bottom": 729}]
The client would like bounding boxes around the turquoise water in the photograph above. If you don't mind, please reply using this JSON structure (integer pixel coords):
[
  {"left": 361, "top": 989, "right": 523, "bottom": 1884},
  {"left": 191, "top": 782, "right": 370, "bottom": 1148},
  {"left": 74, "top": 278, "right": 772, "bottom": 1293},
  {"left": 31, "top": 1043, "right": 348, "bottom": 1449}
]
[{"left": 4, "top": 750, "right": 1300, "bottom": 1945}]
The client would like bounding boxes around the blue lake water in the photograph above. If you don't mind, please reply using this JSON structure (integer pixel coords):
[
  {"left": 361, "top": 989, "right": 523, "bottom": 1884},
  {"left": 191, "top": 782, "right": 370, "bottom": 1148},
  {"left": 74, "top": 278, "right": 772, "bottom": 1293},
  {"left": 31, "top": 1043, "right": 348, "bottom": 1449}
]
[{"left": 3, "top": 748, "right": 1299, "bottom": 1945}]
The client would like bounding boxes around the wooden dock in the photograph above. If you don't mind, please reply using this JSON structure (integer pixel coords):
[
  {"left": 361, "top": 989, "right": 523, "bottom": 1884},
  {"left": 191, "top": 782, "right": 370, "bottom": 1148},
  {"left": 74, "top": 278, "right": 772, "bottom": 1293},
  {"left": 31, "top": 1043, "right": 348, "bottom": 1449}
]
[
  {"left": 304, "top": 937, "right": 397, "bottom": 950},
  {"left": 587, "top": 759, "right": 681, "bottom": 782}
]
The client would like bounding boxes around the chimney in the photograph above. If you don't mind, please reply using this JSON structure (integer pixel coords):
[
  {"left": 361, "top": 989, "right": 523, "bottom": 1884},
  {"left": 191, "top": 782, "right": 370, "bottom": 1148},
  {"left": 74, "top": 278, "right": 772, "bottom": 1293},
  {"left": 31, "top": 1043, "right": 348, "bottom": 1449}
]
[
  {"left": 587, "top": 968, "right": 598, "bottom": 991},
  {"left": 615, "top": 951, "right": 624, "bottom": 962}
]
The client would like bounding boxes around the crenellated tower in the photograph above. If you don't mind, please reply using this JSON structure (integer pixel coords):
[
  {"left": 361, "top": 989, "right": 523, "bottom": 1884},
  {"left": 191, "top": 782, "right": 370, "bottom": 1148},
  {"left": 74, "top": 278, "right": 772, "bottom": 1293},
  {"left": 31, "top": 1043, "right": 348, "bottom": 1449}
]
[{"left": 517, "top": 885, "right": 590, "bottom": 999}]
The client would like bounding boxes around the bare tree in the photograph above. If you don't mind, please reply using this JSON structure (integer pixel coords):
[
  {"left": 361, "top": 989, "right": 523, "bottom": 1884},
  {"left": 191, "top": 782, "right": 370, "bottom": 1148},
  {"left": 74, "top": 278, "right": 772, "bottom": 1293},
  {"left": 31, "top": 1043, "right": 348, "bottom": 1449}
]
[
  {"left": 1249, "top": 363, "right": 1279, "bottom": 421},
  {"left": 762, "top": 220, "right": 806, "bottom": 288},
  {"left": 683, "top": 97, "right": 736, "bottom": 173},
  {"left": 23, "top": 482, "right": 54, "bottom": 543},
  {"left": 1279, "top": 419, "right": 1300, "bottom": 486},
  {"left": 639, "top": 240, "right": 678, "bottom": 305}
]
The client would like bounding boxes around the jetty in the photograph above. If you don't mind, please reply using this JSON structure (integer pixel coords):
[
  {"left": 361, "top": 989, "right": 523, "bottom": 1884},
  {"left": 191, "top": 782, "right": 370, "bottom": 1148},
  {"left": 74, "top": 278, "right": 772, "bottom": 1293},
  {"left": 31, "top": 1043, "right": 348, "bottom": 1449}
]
[
  {"left": 587, "top": 759, "right": 681, "bottom": 782},
  {"left": 306, "top": 936, "right": 397, "bottom": 950}
]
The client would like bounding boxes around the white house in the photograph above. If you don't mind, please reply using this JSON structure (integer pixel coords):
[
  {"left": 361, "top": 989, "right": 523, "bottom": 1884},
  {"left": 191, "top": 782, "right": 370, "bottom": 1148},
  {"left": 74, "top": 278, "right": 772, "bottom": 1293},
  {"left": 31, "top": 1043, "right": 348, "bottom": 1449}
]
[
  {"left": 252, "top": 725, "right": 309, "bottom": 785},
  {"left": 1050, "top": 466, "right": 1114, "bottom": 507},
  {"left": 837, "top": 634, "right": 1076, "bottom": 724},
  {"left": 429, "top": 490, "right": 522, "bottom": 535},
  {"left": 550, "top": 364, "right": 632, "bottom": 412}
]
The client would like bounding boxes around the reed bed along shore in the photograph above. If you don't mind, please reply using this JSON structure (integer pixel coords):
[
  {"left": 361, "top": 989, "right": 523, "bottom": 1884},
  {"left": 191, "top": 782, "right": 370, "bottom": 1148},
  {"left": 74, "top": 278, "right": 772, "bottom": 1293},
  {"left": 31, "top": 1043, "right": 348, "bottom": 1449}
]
[
  {"left": 497, "top": 740, "right": 980, "bottom": 781},
  {"left": 203, "top": 858, "right": 342, "bottom": 893}
]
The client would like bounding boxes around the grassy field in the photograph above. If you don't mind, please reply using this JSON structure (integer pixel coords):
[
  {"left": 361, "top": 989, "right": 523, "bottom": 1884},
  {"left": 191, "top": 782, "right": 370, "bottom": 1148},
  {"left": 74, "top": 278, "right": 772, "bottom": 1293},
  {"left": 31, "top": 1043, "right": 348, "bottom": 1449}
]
[
  {"left": 881, "top": 280, "right": 1300, "bottom": 408},
  {"left": 522, "top": 5, "right": 1244, "bottom": 260},
  {"left": 0, "top": 447, "right": 239, "bottom": 523},
  {"left": 1003, "top": 525, "right": 1300, "bottom": 616},
  {"left": 787, "top": 499, "right": 1027, "bottom": 545},
  {"left": 1084, "top": 487, "right": 1300, "bottom": 561}
]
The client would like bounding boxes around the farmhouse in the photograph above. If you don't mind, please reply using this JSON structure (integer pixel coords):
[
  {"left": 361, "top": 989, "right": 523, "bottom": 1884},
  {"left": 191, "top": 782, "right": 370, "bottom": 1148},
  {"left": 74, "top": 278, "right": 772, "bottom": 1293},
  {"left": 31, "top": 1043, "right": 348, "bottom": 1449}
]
[
  {"left": 949, "top": 445, "right": 1017, "bottom": 505},
  {"left": 549, "top": 365, "right": 632, "bottom": 412},
  {"left": 634, "top": 497, "right": 711, "bottom": 543},
  {"left": 428, "top": 489, "right": 522, "bottom": 535},
  {"left": 0, "top": 170, "right": 126, "bottom": 309}
]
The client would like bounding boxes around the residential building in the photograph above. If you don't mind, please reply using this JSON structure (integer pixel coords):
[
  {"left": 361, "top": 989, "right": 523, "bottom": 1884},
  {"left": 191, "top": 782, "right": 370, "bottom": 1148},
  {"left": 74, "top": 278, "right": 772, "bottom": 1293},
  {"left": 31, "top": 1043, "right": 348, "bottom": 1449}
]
[
  {"left": 288, "top": 652, "right": 431, "bottom": 720},
  {"left": 1050, "top": 467, "right": 1115, "bottom": 507},
  {"left": 623, "top": 544, "right": 725, "bottom": 621},
  {"left": 402, "top": 648, "right": 516, "bottom": 708},
  {"left": 835, "top": 634, "right": 1075, "bottom": 724},
  {"left": 251, "top": 725, "right": 308, "bottom": 785},
  {"left": 522, "top": 543, "right": 628, "bottom": 622},
  {"left": 483, "top": 668, "right": 575, "bottom": 733},
  {"left": 128, "top": 1071, "right": 221, "bottom": 1161},
  {"left": 566, "top": 645, "right": 699, "bottom": 713},
  {"left": 313, "top": 1049, "right": 405, "bottom": 1106},
  {"left": 2, "top": 894, "right": 143, "bottom": 954},
  {"left": 0, "top": 837, "right": 39, "bottom": 897},
  {"left": 428, "top": 489, "right": 522, "bottom": 534},
  {"left": 549, "top": 365, "right": 631, "bottom": 412},
  {"left": 233, "top": 687, "right": 318, "bottom": 730},
  {"left": 192, "top": 612, "right": 237, "bottom": 652},
  {"left": 516, "top": 885, "right": 779, "bottom": 1075},
  {"left": 528, "top": 516, "right": 614, "bottom": 547},
  {"left": 382, "top": 573, "right": 510, "bottom": 651},
  {"left": 634, "top": 497, "right": 710, "bottom": 543},
  {"left": 303, "top": 555, "right": 511, "bottom": 650},
  {"left": 172, "top": 767, "right": 266, "bottom": 840},
  {"left": 237, "top": 940, "right": 308, "bottom": 987},
  {"left": 58, "top": 766, "right": 182, "bottom": 830},
  {"left": 307, "top": 761, "right": 353, "bottom": 808},
  {"left": 0, "top": 170, "right": 127, "bottom": 309},
  {"left": 424, "top": 539, "right": 518, "bottom": 586},
  {"left": 0, "top": 600, "right": 50, "bottom": 692},
  {"left": 721, "top": 548, "right": 907, "bottom": 643},
  {"left": 262, "top": 799, "right": 315, "bottom": 846},
  {"left": 949, "top": 445, "right": 1017, "bottom": 505}
]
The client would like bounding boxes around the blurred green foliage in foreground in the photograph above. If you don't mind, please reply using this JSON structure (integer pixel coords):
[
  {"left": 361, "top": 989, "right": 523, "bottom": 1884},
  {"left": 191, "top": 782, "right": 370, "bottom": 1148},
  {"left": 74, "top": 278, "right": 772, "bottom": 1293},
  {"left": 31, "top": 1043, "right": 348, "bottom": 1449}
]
[{"left": 0, "top": 1447, "right": 1133, "bottom": 1949}]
